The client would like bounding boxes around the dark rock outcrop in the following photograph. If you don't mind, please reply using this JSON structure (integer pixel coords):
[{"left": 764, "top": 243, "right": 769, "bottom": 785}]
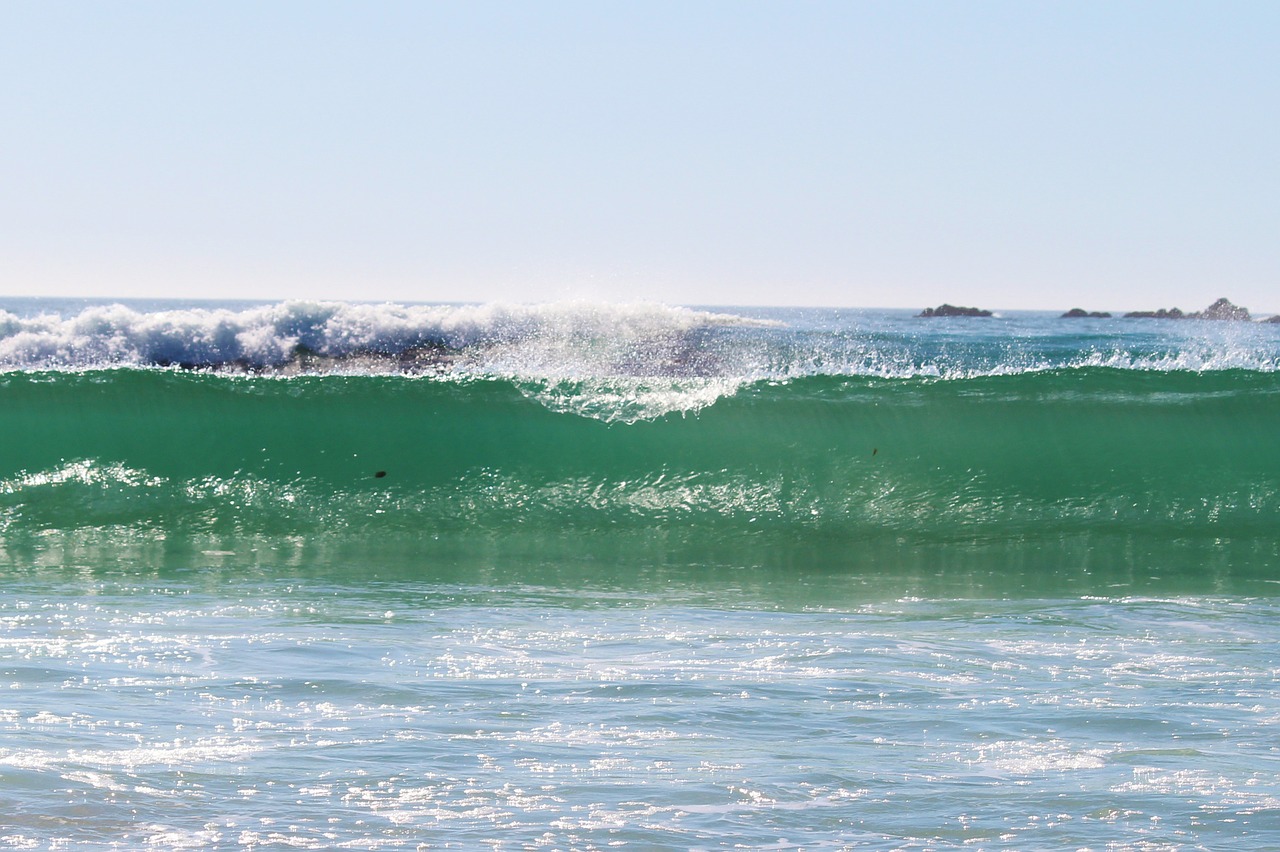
[
  {"left": 1192, "top": 297, "right": 1250, "bottom": 321},
  {"left": 1061, "top": 308, "right": 1112, "bottom": 318},
  {"left": 1124, "top": 307, "right": 1185, "bottom": 319},
  {"left": 1266, "top": 315, "right": 1280, "bottom": 324},
  {"left": 1124, "top": 298, "right": 1252, "bottom": 321},
  {"left": 917, "top": 304, "right": 992, "bottom": 318}
]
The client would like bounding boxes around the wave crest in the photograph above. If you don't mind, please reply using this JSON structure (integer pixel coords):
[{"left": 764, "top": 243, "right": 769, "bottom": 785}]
[{"left": 0, "top": 300, "right": 769, "bottom": 376}]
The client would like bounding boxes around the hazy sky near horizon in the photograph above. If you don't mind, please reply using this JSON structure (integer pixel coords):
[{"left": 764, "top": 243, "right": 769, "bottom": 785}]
[{"left": 3, "top": 1, "right": 1276, "bottom": 311}]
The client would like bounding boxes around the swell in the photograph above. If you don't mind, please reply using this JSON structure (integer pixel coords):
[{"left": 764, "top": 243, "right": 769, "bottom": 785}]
[{"left": 1, "top": 368, "right": 1276, "bottom": 558}]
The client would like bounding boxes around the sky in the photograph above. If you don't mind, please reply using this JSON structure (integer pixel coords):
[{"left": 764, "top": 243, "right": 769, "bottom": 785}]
[{"left": 2, "top": 1, "right": 1276, "bottom": 311}]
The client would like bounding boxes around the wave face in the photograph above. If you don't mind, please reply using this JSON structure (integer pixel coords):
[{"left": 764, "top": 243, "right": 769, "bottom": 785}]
[{"left": 2, "top": 306, "right": 1278, "bottom": 572}]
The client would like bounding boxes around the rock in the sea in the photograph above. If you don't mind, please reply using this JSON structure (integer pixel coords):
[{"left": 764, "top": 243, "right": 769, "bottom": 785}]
[
  {"left": 917, "top": 304, "right": 992, "bottom": 318},
  {"left": 1061, "top": 308, "right": 1112, "bottom": 318},
  {"left": 1266, "top": 315, "right": 1280, "bottom": 324},
  {"left": 1191, "top": 297, "right": 1250, "bottom": 321},
  {"left": 1124, "top": 307, "right": 1185, "bottom": 319},
  {"left": 1123, "top": 298, "right": 1252, "bottom": 321}
]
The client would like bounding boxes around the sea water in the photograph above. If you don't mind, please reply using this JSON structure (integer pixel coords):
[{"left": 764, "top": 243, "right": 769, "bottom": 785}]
[{"left": 1, "top": 299, "right": 1278, "bottom": 849}]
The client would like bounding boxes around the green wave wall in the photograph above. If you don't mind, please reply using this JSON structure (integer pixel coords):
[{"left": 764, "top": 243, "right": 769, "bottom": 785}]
[{"left": 2, "top": 368, "right": 1278, "bottom": 574}]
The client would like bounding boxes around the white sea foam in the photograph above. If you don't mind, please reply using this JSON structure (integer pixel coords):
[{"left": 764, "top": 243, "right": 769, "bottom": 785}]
[
  {"left": 0, "top": 460, "right": 165, "bottom": 494},
  {"left": 0, "top": 300, "right": 769, "bottom": 373},
  {"left": 519, "top": 376, "right": 744, "bottom": 422},
  {"left": 0, "top": 737, "right": 263, "bottom": 771},
  {"left": 0, "top": 300, "right": 783, "bottom": 420},
  {"left": 1072, "top": 345, "right": 1280, "bottom": 373}
]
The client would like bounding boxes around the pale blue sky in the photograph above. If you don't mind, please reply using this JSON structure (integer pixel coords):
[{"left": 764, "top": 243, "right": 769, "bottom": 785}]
[{"left": 2, "top": 1, "right": 1276, "bottom": 311}]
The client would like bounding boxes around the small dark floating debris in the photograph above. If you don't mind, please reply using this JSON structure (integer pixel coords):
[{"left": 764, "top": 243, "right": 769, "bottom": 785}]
[{"left": 374, "top": 471, "right": 387, "bottom": 478}]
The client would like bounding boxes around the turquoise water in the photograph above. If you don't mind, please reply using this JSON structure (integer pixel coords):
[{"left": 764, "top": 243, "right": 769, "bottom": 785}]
[{"left": 1, "top": 301, "right": 1278, "bottom": 849}]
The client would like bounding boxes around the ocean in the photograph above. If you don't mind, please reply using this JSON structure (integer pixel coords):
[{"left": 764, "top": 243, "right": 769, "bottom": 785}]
[{"left": 1, "top": 298, "right": 1278, "bottom": 850}]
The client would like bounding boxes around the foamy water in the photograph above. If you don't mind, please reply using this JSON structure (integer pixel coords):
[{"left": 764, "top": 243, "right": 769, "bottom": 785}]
[{"left": 1, "top": 566, "right": 1277, "bottom": 850}]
